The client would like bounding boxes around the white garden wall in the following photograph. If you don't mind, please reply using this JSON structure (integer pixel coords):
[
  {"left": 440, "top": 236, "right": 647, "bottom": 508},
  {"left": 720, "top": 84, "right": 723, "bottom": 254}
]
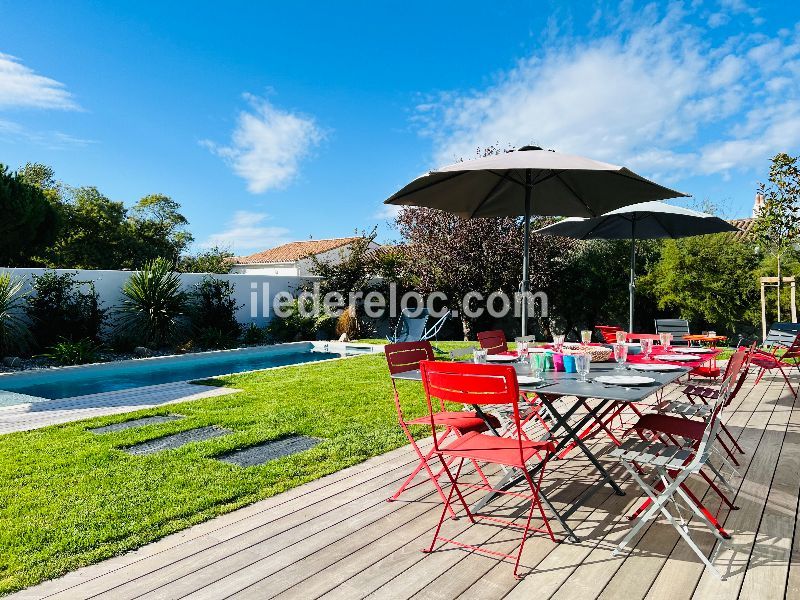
[{"left": 2, "top": 268, "right": 311, "bottom": 328}]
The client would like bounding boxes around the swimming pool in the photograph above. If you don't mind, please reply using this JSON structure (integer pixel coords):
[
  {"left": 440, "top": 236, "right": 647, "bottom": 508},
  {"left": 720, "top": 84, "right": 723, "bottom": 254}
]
[{"left": 0, "top": 342, "right": 379, "bottom": 405}]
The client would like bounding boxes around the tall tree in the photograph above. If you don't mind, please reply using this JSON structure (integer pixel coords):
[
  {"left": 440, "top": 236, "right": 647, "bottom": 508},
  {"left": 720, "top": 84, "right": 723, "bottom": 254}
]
[
  {"left": 0, "top": 164, "right": 60, "bottom": 266},
  {"left": 127, "top": 194, "right": 194, "bottom": 265},
  {"left": 46, "top": 186, "right": 128, "bottom": 269},
  {"left": 178, "top": 245, "right": 234, "bottom": 274},
  {"left": 752, "top": 152, "right": 800, "bottom": 320},
  {"left": 396, "top": 207, "right": 565, "bottom": 339}
]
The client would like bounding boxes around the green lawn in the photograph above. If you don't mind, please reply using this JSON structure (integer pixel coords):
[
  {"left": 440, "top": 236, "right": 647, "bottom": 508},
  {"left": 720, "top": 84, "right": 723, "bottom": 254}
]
[{"left": 0, "top": 353, "right": 434, "bottom": 595}]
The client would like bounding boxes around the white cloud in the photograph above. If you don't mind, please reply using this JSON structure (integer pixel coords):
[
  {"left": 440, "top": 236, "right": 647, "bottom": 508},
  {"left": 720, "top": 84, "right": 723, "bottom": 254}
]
[
  {"left": 203, "top": 210, "right": 292, "bottom": 255},
  {"left": 414, "top": 5, "right": 800, "bottom": 182},
  {"left": 203, "top": 94, "right": 323, "bottom": 194},
  {"left": 0, "top": 119, "right": 95, "bottom": 149},
  {"left": 374, "top": 203, "right": 401, "bottom": 220},
  {"left": 0, "top": 53, "right": 80, "bottom": 110}
]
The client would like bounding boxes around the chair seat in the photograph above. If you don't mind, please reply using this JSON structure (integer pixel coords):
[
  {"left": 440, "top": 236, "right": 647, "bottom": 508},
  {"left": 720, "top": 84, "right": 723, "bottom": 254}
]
[
  {"left": 682, "top": 384, "right": 719, "bottom": 400},
  {"left": 632, "top": 413, "right": 705, "bottom": 441},
  {"left": 409, "top": 411, "right": 501, "bottom": 432},
  {"left": 691, "top": 365, "right": 720, "bottom": 378},
  {"left": 750, "top": 354, "right": 784, "bottom": 368},
  {"left": 438, "top": 431, "right": 555, "bottom": 468}
]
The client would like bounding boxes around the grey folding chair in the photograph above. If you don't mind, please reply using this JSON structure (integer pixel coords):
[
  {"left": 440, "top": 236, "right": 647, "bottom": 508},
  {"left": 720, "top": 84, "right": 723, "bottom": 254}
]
[
  {"left": 608, "top": 355, "right": 744, "bottom": 580},
  {"left": 655, "top": 318, "right": 690, "bottom": 345}
]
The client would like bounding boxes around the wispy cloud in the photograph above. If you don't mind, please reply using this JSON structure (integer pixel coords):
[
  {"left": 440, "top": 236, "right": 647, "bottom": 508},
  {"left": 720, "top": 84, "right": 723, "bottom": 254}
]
[
  {"left": 0, "top": 53, "right": 80, "bottom": 110},
  {"left": 374, "top": 203, "right": 401, "bottom": 221},
  {"left": 203, "top": 94, "right": 324, "bottom": 194},
  {"left": 0, "top": 119, "right": 95, "bottom": 149},
  {"left": 203, "top": 210, "right": 292, "bottom": 255},
  {"left": 413, "top": 4, "right": 800, "bottom": 182}
]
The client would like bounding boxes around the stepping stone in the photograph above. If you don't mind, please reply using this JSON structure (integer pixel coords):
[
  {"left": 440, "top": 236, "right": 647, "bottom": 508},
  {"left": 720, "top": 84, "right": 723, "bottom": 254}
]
[
  {"left": 89, "top": 415, "right": 184, "bottom": 434},
  {"left": 217, "top": 435, "right": 320, "bottom": 467},
  {"left": 124, "top": 425, "right": 232, "bottom": 455}
]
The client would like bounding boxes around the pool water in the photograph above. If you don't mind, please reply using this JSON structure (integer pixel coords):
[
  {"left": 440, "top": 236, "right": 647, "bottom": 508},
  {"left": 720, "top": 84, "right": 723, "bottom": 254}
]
[{"left": 0, "top": 346, "right": 342, "bottom": 403}]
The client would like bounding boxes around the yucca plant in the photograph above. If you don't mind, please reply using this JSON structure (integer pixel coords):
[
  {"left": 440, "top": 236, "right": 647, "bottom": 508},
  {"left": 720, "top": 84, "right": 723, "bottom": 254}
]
[
  {"left": 116, "top": 258, "right": 188, "bottom": 348},
  {"left": 0, "top": 272, "right": 32, "bottom": 356},
  {"left": 42, "top": 338, "right": 101, "bottom": 366}
]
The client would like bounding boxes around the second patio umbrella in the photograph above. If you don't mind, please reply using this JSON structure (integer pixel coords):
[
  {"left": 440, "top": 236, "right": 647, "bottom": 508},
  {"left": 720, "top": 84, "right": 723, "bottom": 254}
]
[
  {"left": 384, "top": 146, "right": 688, "bottom": 335},
  {"left": 534, "top": 201, "right": 739, "bottom": 331}
]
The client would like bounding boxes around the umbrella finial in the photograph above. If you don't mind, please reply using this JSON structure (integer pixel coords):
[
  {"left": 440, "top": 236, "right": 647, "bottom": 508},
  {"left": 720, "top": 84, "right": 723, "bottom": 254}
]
[{"left": 518, "top": 145, "right": 542, "bottom": 151}]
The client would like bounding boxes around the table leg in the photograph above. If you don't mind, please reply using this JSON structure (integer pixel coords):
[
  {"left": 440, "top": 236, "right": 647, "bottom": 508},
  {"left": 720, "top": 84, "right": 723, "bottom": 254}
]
[{"left": 470, "top": 396, "right": 626, "bottom": 542}]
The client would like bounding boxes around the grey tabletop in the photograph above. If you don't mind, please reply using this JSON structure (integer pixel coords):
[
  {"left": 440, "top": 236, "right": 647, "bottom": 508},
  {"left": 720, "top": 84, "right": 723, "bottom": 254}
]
[{"left": 391, "top": 362, "right": 688, "bottom": 403}]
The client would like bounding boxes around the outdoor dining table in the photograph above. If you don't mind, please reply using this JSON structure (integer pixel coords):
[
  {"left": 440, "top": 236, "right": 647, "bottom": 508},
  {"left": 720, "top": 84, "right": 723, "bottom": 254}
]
[{"left": 391, "top": 359, "right": 691, "bottom": 542}]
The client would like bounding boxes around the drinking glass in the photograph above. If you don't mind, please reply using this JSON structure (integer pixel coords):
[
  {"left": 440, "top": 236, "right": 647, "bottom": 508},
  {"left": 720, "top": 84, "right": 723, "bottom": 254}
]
[
  {"left": 553, "top": 334, "right": 565, "bottom": 352},
  {"left": 659, "top": 332, "right": 671, "bottom": 350},
  {"left": 474, "top": 349, "right": 487, "bottom": 364},
  {"left": 640, "top": 338, "right": 653, "bottom": 360},
  {"left": 613, "top": 343, "right": 628, "bottom": 370},
  {"left": 575, "top": 351, "right": 591, "bottom": 382},
  {"left": 615, "top": 330, "right": 627, "bottom": 344},
  {"left": 581, "top": 330, "right": 592, "bottom": 345},
  {"left": 529, "top": 353, "right": 545, "bottom": 379}
]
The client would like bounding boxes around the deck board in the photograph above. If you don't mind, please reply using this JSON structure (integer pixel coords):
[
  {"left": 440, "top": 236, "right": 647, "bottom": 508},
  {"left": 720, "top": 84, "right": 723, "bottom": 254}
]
[{"left": 9, "top": 368, "right": 800, "bottom": 600}]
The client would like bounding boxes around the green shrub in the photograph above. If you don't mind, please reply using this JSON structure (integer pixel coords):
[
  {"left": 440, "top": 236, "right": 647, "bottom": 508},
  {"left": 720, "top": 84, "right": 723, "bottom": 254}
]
[
  {"left": 0, "top": 272, "right": 32, "bottom": 355},
  {"left": 194, "top": 326, "right": 239, "bottom": 350},
  {"left": 42, "top": 338, "right": 101, "bottom": 365},
  {"left": 116, "top": 258, "right": 188, "bottom": 348},
  {"left": 26, "top": 271, "right": 105, "bottom": 349},
  {"left": 189, "top": 276, "right": 241, "bottom": 341},
  {"left": 241, "top": 323, "right": 267, "bottom": 345},
  {"left": 264, "top": 298, "right": 335, "bottom": 343}
]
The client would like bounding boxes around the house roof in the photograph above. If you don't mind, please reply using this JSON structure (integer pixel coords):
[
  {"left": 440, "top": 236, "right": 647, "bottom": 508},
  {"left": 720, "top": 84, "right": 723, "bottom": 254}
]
[
  {"left": 728, "top": 218, "right": 754, "bottom": 241},
  {"left": 234, "top": 237, "right": 363, "bottom": 265}
]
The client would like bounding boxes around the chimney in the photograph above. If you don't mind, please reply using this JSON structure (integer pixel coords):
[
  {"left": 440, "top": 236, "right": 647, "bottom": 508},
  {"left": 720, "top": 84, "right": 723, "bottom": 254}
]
[{"left": 753, "top": 192, "right": 765, "bottom": 217}]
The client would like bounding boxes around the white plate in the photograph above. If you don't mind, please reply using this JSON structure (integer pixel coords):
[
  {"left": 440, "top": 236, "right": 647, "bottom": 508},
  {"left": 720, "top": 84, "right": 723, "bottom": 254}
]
[
  {"left": 485, "top": 354, "right": 518, "bottom": 362},
  {"left": 654, "top": 353, "right": 701, "bottom": 361},
  {"left": 517, "top": 375, "right": 543, "bottom": 385},
  {"left": 674, "top": 347, "right": 714, "bottom": 354},
  {"left": 631, "top": 363, "right": 684, "bottom": 372},
  {"left": 594, "top": 375, "right": 656, "bottom": 386}
]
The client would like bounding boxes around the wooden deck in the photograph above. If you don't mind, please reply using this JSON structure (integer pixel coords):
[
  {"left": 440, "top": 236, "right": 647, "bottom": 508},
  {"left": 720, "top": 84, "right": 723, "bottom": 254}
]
[{"left": 9, "top": 368, "right": 800, "bottom": 600}]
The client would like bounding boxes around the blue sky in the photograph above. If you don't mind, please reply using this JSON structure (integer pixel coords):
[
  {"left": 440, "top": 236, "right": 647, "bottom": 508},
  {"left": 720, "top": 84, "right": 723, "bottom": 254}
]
[{"left": 1, "top": 0, "right": 799, "bottom": 254}]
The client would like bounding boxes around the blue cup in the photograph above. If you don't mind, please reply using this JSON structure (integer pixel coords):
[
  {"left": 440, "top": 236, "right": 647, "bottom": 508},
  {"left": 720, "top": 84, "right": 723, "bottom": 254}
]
[{"left": 562, "top": 354, "right": 577, "bottom": 373}]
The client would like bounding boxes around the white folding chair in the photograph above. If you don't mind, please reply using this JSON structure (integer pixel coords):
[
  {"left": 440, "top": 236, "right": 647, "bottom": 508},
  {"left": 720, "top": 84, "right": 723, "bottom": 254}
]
[{"left": 609, "top": 363, "right": 741, "bottom": 580}]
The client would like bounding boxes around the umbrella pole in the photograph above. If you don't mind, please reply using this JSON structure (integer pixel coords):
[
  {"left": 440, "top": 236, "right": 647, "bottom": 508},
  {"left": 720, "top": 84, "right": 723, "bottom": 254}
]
[
  {"left": 629, "top": 220, "right": 636, "bottom": 332},
  {"left": 521, "top": 170, "right": 532, "bottom": 337}
]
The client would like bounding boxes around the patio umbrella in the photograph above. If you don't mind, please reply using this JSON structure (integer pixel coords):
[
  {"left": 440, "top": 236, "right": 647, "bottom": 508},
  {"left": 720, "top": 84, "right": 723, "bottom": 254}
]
[
  {"left": 384, "top": 146, "right": 688, "bottom": 335},
  {"left": 534, "top": 201, "right": 739, "bottom": 331}
]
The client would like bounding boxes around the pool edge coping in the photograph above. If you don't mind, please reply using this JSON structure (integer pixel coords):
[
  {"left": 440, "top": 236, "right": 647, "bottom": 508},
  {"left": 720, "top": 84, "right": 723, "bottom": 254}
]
[{"left": 0, "top": 343, "right": 384, "bottom": 416}]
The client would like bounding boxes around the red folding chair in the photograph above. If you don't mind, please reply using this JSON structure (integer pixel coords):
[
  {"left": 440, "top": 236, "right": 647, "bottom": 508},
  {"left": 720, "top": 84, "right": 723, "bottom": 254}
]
[
  {"left": 384, "top": 342, "right": 498, "bottom": 514},
  {"left": 676, "top": 342, "right": 756, "bottom": 463},
  {"left": 750, "top": 331, "right": 800, "bottom": 397},
  {"left": 477, "top": 329, "right": 508, "bottom": 355},
  {"left": 596, "top": 325, "right": 622, "bottom": 344},
  {"left": 623, "top": 348, "right": 748, "bottom": 537},
  {"left": 419, "top": 360, "right": 559, "bottom": 579}
]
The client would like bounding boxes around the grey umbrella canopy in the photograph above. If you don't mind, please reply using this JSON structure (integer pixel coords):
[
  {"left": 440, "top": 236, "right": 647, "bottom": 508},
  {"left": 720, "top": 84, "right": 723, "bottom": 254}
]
[
  {"left": 534, "top": 201, "right": 739, "bottom": 331},
  {"left": 385, "top": 146, "right": 688, "bottom": 335}
]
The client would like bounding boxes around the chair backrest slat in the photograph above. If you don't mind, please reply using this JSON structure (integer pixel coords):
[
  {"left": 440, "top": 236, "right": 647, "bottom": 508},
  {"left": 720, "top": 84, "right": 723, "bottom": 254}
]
[
  {"left": 596, "top": 325, "right": 621, "bottom": 344},
  {"left": 763, "top": 327, "right": 800, "bottom": 350},
  {"left": 385, "top": 341, "right": 434, "bottom": 375},
  {"left": 476, "top": 330, "right": 508, "bottom": 355},
  {"left": 691, "top": 348, "right": 746, "bottom": 466},
  {"left": 420, "top": 360, "right": 524, "bottom": 461},
  {"left": 655, "top": 319, "right": 690, "bottom": 344},
  {"left": 784, "top": 333, "right": 800, "bottom": 360}
]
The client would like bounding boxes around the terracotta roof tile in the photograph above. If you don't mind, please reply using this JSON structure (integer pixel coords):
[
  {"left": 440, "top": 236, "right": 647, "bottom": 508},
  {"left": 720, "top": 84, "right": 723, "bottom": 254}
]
[
  {"left": 728, "top": 218, "right": 754, "bottom": 241},
  {"left": 234, "top": 237, "right": 363, "bottom": 265}
]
